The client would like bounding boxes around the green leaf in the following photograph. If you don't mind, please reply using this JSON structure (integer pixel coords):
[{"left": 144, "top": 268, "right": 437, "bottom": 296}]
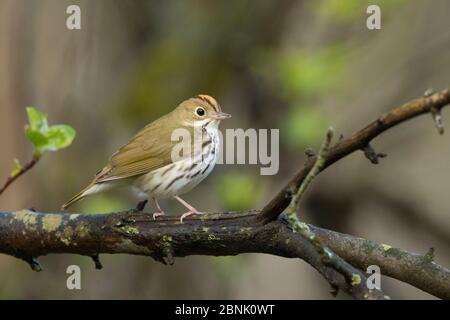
[
  {"left": 45, "top": 125, "right": 76, "bottom": 151},
  {"left": 25, "top": 128, "right": 48, "bottom": 157},
  {"left": 24, "top": 107, "right": 76, "bottom": 157},
  {"left": 26, "top": 107, "right": 48, "bottom": 131},
  {"left": 11, "top": 159, "right": 23, "bottom": 177}
]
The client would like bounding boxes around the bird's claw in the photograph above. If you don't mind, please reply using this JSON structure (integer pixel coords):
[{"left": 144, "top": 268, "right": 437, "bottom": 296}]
[
  {"left": 152, "top": 211, "right": 166, "bottom": 220},
  {"left": 180, "top": 211, "right": 203, "bottom": 223}
]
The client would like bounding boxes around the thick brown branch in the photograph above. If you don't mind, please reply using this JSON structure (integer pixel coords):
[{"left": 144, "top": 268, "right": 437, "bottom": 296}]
[
  {"left": 0, "top": 209, "right": 389, "bottom": 300},
  {"left": 257, "top": 88, "right": 450, "bottom": 224},
  {"left": 2, "top": 209, "right": 449, "bottom": 298}
]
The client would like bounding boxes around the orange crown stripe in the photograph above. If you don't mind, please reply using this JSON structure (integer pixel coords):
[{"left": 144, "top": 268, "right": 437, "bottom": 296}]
[{"left": 197, "top": 94, "right": 220, "bottom": 112}]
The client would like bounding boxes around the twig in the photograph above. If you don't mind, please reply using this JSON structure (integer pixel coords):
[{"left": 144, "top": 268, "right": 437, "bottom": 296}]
[
  {"left": 424, "top": 248, "right": 435, "bottom": 263},
  {"left": 284, "top": 127, "right": 334, "bottom": 262},
  {"left": 91, "top": 254, "right": 103, "bottom": 270},
  {"left": 0, "top": 155, "right": 39, "bottom": 196},
  {"left": 282, "top": 128, "right": 384, "bottom": 299},
  {"left": 430, "top": 107, "right": 444, "bottom": 135},
  {"left": 287, "top": 127, "right": 334, "bottom": 213},
  {"left": 362, "top": 144, "right": 387, "bottom": 164},
  {"left": 257, "top": 88, "right": 450, "bottom": 224},
  {"left": 24, "top": 257, "right": 43, "bottom": 272}
]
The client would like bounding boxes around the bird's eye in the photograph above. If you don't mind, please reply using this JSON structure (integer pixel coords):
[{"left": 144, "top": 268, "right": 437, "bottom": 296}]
[{"left": 195, "top": 107, "right": 205, "bottom": 117}]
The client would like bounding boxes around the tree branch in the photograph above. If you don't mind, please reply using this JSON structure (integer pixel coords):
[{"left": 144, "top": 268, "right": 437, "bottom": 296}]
[
  {"left": 0, "top": 209, "right": 390, "bottom": 299},
  {"left": 1, "top": 209, "right": 449, "bottom": 298},
  {"left": 257, "top": 88, "right": 450, "bottom": 224},
  {"left": 311, "top": 225, "right": 450, "bottom": 299}
]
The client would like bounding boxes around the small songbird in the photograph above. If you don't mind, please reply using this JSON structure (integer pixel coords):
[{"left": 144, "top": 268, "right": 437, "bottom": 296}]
[{"left": 62, "top": 95, "right": 231, "bottom": 222}]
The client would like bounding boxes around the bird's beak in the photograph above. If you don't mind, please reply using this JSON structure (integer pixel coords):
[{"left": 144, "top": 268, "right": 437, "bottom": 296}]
[{"left": 209, "top": 112, "right": 232, "bottom": 120}]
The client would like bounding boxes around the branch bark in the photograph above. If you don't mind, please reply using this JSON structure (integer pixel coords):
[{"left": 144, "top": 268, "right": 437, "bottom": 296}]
[
  {"left": 257, "top": 88, "right": 450, "bottom": 224},
  {"left": 311, "top": 225, "right": 450, "bottom": 300},
  {"left": 0, "top": 209, "right": 388, "bottom": 299},
  {"left": 1, "top": 209, "right": 448, "bottom": 298}
]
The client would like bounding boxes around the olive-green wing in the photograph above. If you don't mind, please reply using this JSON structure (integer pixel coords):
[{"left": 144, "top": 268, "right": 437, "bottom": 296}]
[{"left": 94, "top": 116, "right": 184, "bottom": 183}]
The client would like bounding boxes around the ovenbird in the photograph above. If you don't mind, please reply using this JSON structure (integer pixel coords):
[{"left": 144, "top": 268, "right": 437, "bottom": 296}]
[{"left": 62, "top": 95, "right": 231, "bottom": 222}]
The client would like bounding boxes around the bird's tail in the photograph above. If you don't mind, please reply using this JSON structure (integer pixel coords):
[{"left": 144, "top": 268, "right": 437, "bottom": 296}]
[{"left": 61, "top": 182, "right": 95, "bottom": 210}]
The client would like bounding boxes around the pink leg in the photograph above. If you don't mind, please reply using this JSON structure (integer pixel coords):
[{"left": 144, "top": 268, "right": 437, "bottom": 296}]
[
  {"left": 174, "top": 196, "right": 203, "bottom": 223},
  {"left": 152, "top": 198, "right": 166, "bottom": 219}
]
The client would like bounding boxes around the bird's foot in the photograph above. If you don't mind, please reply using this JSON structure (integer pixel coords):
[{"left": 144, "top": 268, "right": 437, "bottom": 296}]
[
  {"left": 180, "top": 210, "right": 203, "bottom": 223},
  {"left": 173, "top": 195, "right": 203, "bottom": 223},
  {"left": 135, "top": 200, "right": 148, "bottom": 211},
  {"left": 152, "top": 211, "right": 166, "bottom": 220}
]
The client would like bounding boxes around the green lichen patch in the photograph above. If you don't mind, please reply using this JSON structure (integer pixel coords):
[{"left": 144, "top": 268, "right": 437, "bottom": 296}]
[
  {"left": 383, "top": 247, "right": 408, "bottom": 261},
  {"left": 74, "top": 222, "right": 90, "bottom": 238},
  {"left": 56, "top": 226, "right": 75, "bottom": 246},
  {"left": 120, "top": 225, "right": 139, "bottom": 235},
  {"left": 42, "top": 214, "right": 63, "bottom": 232},
  {"left": 200, "top": 214, "right": 211, "bottom": 220},
  {"left": 351, "top": 274, "right": 361, "bottom": 286},
  {"left": 58, "top": 235, "right": 70, "bottom": 246},
  {"left": 208, "top": 234, "right": 220, "bottom": 241},
  {"left": 13, "top": 210, "right": 38, "bottom": 230},
  {"left": 381, "top": 243, "right": 392, "bottom": 252}
]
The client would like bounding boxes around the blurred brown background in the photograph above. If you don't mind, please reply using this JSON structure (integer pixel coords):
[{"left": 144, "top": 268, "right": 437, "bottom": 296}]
[{"left": 1, "top": 0, "right": 450, "bottom": 299}]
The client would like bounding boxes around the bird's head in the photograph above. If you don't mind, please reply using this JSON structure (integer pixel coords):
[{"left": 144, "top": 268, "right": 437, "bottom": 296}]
[{"left": 176, "top": 94, "right": 231, "bottom": 128}]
